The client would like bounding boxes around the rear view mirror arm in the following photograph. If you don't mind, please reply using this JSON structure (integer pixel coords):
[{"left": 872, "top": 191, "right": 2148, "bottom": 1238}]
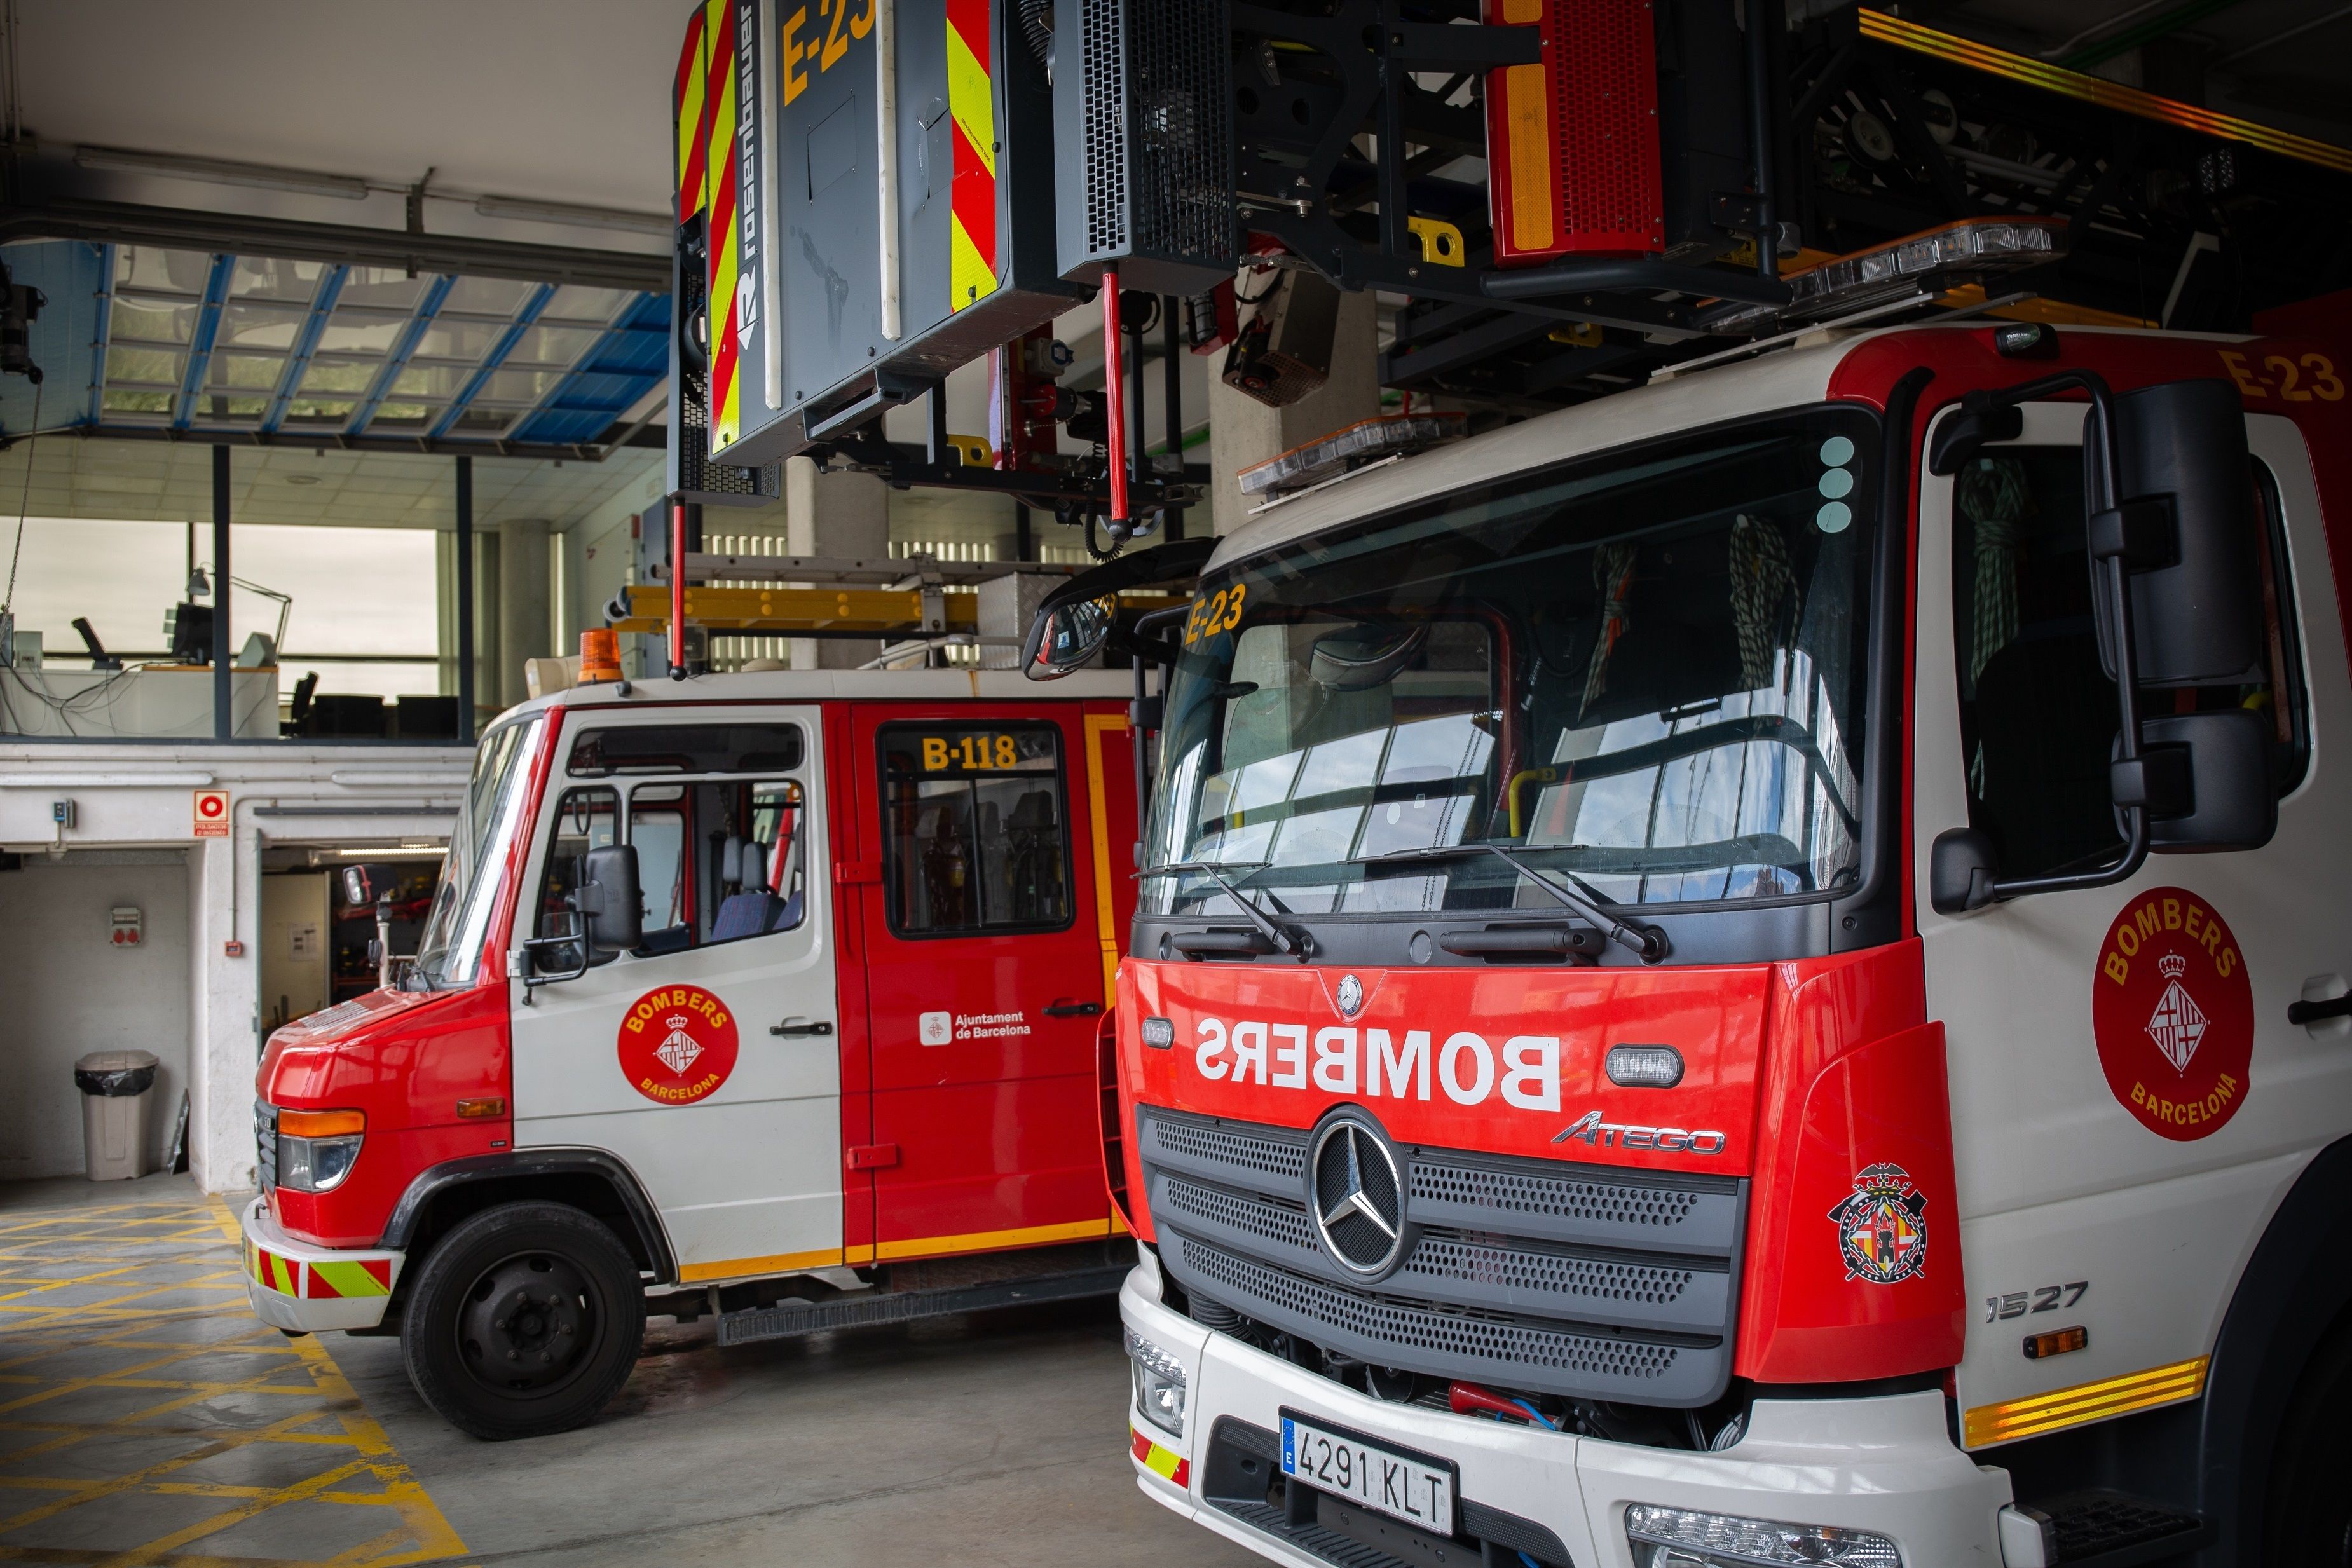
[{"left": 1128, "top": 604, "right": 1191, "bottom": 867}]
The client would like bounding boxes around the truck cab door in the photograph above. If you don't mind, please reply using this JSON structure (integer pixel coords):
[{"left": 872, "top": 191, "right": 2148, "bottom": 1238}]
[
  {"left": 1913, "top": 403, "right": 2351, "bottom": 1443},
  {"left": 844, "top": 703, "right": 1125, "bottom": 1260},
  {"left": 507, "top": 706, "right": 843, "bottom": 1285}
]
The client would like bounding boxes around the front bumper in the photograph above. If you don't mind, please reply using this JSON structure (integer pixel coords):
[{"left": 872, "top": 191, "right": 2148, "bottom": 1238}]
[
  {"left": 1119, "top": 1251, "right": 2012, "bottom": 1568},
  {"left": 238, "top": 1196, "right": 404, "bottom": 1333}
]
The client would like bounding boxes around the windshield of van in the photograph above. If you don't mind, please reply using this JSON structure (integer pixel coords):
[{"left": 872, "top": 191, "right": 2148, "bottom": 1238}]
[
  {"left": 1144, "top": 409, "right": 1878, "bottom": 917},
  {"left": 410, "top": 716, "right": 544, "bottom": 988}
]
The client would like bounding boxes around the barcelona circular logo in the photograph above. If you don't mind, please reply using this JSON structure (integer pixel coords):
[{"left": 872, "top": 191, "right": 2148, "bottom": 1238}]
[
  {"left": 2091, "top": 888, "right": 2254, "bottom": 1142},
  {"left": 1828, "top": 1162, "right": 1929, "bottom": 1285},
  {"left": 615, "top": 985, "right": 739, "bottom": 1107}
]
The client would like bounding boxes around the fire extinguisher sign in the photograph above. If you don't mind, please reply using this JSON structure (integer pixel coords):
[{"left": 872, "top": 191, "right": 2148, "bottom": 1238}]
[{"left": 193, "top": 789, "right": 231, "bottom": 838}]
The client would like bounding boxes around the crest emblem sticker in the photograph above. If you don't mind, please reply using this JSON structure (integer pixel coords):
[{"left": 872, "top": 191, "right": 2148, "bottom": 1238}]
[
  {"left": 1336, "top": 974, "right": 1364, "bottom": 1018},
  {"left": 2091, "top": 888, "right": 2253, "bottom": 1141},
  {"left": 1829, "top": 1163, "right": 1929, "bottom": 1285},
  {"left": 617, "top": 985, "right": 739, "bottom": 1105}
]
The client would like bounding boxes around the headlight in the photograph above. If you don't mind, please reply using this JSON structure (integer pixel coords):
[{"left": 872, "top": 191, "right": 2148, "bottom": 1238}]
[
  {"left": 1626, "top": 1504, "right": 1902, "bottom": 1568},
  {"left": 275, "top": 1108, "right": 365, "bottom": 1194},
  {"left": 1126, "top": 1329, "right": 1187, "bottom": 1438}
]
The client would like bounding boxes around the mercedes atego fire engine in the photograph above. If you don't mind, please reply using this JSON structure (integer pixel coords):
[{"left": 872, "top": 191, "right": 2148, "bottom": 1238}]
[
  {"left": 1065, "top": 318, "right": 2352, "bottom": 1568},
  {"left": 240, "top": 669, "right": 1142, "bottom": 1438}
]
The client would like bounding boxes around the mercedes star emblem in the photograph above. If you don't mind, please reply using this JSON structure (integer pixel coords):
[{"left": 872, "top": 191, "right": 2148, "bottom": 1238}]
[
  {"left": 1336, "top": 974, "right": 1364, "bottom": 1017},
  {"left": 1308, "top": 1116, "right": 1405, "bottom": 1276}
]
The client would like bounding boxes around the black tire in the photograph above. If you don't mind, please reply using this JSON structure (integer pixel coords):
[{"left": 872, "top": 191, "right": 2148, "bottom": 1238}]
[
  {"left": 399, "top": 1201, "right": 646, "bottom": 1441},
  {"left": 2265, "top": 1314, "right": 2352, "bottom": 1566}
]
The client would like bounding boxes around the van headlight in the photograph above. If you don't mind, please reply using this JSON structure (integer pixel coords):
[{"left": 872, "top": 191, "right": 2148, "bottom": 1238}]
[
  {"left": 1126, "top": 1330, "right": 1187, "bottom": 1438},
  {"left": 1626, "top": 1505, "right": 1902, "bottom": 1568},
  {"left": 275, "top": 1108, "right": 366, "bottom": 1194}
]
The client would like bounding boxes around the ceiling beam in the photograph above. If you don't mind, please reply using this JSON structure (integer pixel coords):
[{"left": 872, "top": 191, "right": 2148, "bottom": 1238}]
[
  {"left": 260, "top": 263, "right": 349, "bottom": 435},
  {"left": 345, "top": 274, "right": 455, "bottom": 437},
  {"left": 425, "top": 282, "right": 555, "bottom": 441},
  {"left": 85, "top": 243, "right": 116, "bottom": 426},
  {"left": 0, "top": 198, "right": 671, "bottom": 295},
  {"left": 168, "top": 253, "right": 234, "bottom": 431},
  {"left": 47, "top": 419, "right": 666, "bottom": 462}
]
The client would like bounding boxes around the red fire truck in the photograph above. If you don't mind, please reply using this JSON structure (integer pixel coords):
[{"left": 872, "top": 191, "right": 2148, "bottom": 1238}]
[
  {"left": 240, "top": 669, "right": 1144, "bottom": 1438},
  {"left": 1069, "top": 317, "right": 2352, "bottom": 1568}
]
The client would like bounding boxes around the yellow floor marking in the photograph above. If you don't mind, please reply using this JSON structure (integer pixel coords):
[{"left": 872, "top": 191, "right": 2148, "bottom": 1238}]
[{"left": 0, "top": 1189, "right": 470, "bottom": 1566}]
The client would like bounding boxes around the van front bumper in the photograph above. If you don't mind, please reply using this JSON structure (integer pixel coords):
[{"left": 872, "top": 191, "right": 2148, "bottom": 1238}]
[
  {"left": 1118, "top": 1250, "right": 2012, "bottom": 1568},
  {"left": 239, "top": 1196, "right": 403, "bottom": 1333}
]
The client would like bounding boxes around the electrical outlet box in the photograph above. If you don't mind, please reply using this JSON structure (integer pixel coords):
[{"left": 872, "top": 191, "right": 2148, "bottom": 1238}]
[
  {"left": 51, "top": 800, "right": 76, "bottom": 829},
  {"left": 110, "top": 907, "right": 142, "bottom": 948}
]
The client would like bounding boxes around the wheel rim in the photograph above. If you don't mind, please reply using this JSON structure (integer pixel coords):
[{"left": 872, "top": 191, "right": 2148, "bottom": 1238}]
[{"left": 453, "top": 1250, "right": 598, "bottom": 1396}]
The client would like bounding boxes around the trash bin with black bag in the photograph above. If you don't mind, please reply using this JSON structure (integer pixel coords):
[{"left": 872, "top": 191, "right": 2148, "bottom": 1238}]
[{"left": 74, "top": 1049, "right": 159, "bottom": 1180}]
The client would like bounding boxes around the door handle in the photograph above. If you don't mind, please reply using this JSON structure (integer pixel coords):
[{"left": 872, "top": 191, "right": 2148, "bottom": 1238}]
[
  {"left": 2289, "top": 994, "right": 2352, "bottom": 1026},
  {"left": 1042, "top": 1000, "right": 1104, "bottom": 1018},
  {"left": 769, "top": 1018, "right": 836, "bottom": 1037}
]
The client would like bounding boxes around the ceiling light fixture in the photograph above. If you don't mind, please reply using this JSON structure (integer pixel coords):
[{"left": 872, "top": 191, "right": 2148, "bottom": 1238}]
[
  {"left": 473, "top": 194, "right": 673, "bottom": 238},
  {"left": 72, "top": 144, "right": 371, "bottom": 200}
]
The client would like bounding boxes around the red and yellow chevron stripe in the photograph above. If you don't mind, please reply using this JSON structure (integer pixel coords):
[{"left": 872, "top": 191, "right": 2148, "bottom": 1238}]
[
  {"left": 245, "top": 1236, "right": 392, "bottom": 1300},
  {"left": 704, "top": 0, "right": 744, "bottom": 449},
  {"left": 674, "top": 4, "right": 711, "bottom": 225},
  {"left": 1130, "top": 1426, "right": 1191, "bottom": 1487},
  {"left": 947, "top": 0, "right": 998, "bottom": 313}
]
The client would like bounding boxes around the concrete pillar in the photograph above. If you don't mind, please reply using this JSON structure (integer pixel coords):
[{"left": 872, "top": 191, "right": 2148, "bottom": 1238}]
[
  {"left": 499, "top": 518, "right": 552, "bottom": 709},
  {"left": 1206, "top": 283, "right": 1381, "bottom": 537},
  {"left": 784, "top": 456, "right": 891, "bottom": 669},
  {"left": 189, "top": 831, "right": 257, "bottom": 1192}
]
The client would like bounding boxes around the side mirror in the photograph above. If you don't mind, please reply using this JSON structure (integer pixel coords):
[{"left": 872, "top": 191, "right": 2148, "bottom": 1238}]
[
  {"left": 1927, "top": 398, "right": 2025, "bottom": 477},
  {"left": 2100, "top": 379, "right": 2264, "bottom": 686},
  {"left": 340, "top": 865, "right": 373, "bottom": 908},
  {"left": 577, "top": 844, "right": 644, "bottom": 953},
  {"left": 2119, "top": 709, "right": 2277, "bottom": 853},
  {"left": 1929, "top": 828, "right": 2000, "bottom": 915},
  {"left": 1021, "top": 594, "right": 1115, "bottom": 680}
]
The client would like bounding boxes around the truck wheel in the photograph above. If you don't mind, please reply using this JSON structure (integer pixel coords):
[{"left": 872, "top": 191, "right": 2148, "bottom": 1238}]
[
  {"left": 399, "top": 1201, "right": 646, "bottom": 1441},
  {"left": 2265, "top": 1316, "right": 2352, "bottom": 1565}
]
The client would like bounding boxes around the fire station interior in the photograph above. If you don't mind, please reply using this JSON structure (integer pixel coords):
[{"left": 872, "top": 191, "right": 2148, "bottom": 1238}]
[{"left": 0, "top": 0, "right": 2346, "bottom": 1564}]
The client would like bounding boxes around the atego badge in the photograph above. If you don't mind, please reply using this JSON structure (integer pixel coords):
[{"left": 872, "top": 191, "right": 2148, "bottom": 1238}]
[
  {"left": 1829, "top": 1163, "right": 1929, "bottom": 1285},
  {"left": 617, "top": 985, "right": 739, "bottom": 1106},
  {"left": 2091, "top": 887, "right": 2253, "bottom": 1142}
]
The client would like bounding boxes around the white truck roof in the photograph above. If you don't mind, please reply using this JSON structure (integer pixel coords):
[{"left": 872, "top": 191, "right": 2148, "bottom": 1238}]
[
  {"left": 1203, "top": 320, "right": 2212, "bottom": 576},
  {"left": 506, "top": 664, "right": 1133, "bottom": 723}
]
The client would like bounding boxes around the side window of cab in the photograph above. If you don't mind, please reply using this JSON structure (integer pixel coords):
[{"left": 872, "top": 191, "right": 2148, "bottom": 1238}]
[
  {"left": 530, "top": 721, "right": 810, "bottom": 970},
  {"left": 1950, "top": 448, "right": 2309, "bottom": 880}
]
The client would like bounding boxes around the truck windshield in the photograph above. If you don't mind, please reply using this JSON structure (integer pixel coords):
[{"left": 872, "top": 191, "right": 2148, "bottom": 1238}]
[
  {"left": 1144, "top": 408, "right": 1878, "bottom": 917},
  {"left": 410, "top": 715, "right": 544, "bottom": 989}
]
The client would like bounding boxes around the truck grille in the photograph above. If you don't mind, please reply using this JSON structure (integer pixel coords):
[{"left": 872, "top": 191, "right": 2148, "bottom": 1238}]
[
  {"left": 1140, "top": 1107, "right": 1745, "bottom": 1407},
  {"left": 254, "top": 1101, "right": 277, "bottom": 1194}
]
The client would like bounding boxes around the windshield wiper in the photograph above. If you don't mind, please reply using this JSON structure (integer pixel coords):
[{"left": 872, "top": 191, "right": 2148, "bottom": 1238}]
[
  {"left": 1364, "top": 843, "right": 1670, "bottom": 963},
  {"left": 1144, "top": 861, "right": 1316, "bottom": 962}
]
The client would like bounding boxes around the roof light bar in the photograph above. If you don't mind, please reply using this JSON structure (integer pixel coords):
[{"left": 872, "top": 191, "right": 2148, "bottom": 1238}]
[{"left": 1704, "top": 217, "right": 2067, "bottom": 336}]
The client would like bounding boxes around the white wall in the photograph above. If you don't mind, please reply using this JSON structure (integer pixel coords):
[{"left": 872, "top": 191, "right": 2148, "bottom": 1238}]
[
  {"left": 0, "top": 852, "right": 191, "bottom": 1180},
  {"left": 0, "top": 744, "right": 470, "bottom": 1192}
]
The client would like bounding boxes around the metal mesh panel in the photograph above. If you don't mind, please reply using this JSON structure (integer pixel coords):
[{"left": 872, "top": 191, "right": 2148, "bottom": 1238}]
[
  {"left": 1162, "top": 1174, "right": 1704, "bottom": 1315},
  {"left": 1176, "top": 1237, "right": 1695, "bottom": 1392},
  {"left": 1082, "top": 0, "right": 1130, "bottom": 257},
  {"left": 1125, "top": 0, "right": 1234, "bottom": 262},
  {"left": 1149, "top": 1115, "right": 1308, "bottom": 1184},
  {"left": 1403, "top": 1236, "right": 1696, "bottom": 1310},
  {"left": 1165, "top": 1175, "right": 1318, "bottom": 1251},
  {"left": 1412, "top": 1157, "right": 1701, "bottom": 1230}
]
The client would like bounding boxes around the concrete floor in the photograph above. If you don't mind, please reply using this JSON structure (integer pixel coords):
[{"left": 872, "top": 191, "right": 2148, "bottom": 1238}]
[{"left": 1, "top": 1173, "right": 1262, "bottom": 1566}]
